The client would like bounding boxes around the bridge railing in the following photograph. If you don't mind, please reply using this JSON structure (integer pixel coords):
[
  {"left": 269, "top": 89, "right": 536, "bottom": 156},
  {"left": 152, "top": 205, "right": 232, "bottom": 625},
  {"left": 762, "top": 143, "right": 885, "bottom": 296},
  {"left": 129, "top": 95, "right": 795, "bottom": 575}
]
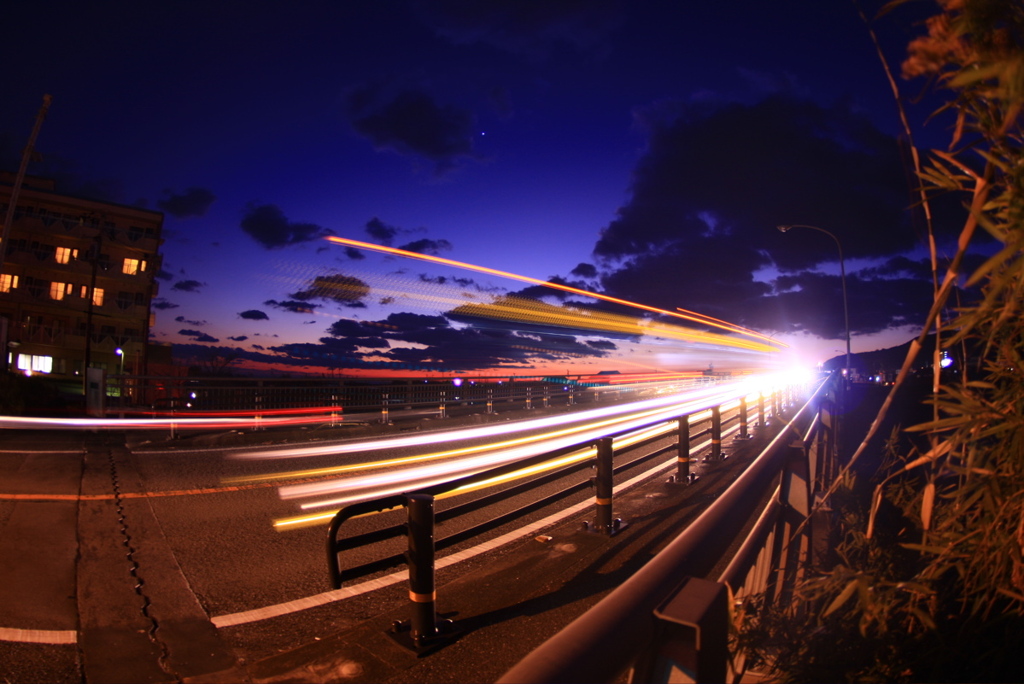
[
  {"left": 103, "top": 373, "right": 712, "bottom": 423},
  {"left": 497, "top": 374, "right": 839, "bottom": 683},
  {"left": 324, "top": 382, "right": 800, "bottom": 650}
]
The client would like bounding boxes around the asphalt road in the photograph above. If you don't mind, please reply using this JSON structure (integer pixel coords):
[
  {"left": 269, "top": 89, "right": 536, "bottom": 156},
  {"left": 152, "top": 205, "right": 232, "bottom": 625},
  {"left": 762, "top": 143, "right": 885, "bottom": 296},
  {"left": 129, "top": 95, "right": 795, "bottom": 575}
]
[{"left": 0, "top": 385, "right": 783, "bottom": 684}]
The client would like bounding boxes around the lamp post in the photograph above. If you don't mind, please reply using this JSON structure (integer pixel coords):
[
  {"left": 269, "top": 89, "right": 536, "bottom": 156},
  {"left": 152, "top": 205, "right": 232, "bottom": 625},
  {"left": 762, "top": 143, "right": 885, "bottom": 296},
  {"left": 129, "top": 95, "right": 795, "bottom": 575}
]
[
  {"left": 777, "top": 224, "right": 852, "bottom": 382},
  {"left": 115, "top": 347, "right": 124, "bottom": 375}
]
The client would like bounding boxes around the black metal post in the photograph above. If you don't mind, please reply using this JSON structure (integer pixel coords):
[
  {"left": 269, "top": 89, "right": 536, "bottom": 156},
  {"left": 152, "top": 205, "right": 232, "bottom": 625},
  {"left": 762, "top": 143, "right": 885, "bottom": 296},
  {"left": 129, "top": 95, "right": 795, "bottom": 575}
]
[
  {"left": 676, "top": 415, "right": 690, "bottom": 481},
  {"left": 710, "top": 405, "right": 722, "bottom": 460},
  {"left": 758, "top": 391, "right": 766, "bottom": 427},
  {"left": 738, "top": 396, "right": 749, "bottom": 439},
  {"left": 595, "top": 437, "right": 614, "bottom": 533},
  {"left": 406, "top": 493, "right": 438, "bottom": 645}
]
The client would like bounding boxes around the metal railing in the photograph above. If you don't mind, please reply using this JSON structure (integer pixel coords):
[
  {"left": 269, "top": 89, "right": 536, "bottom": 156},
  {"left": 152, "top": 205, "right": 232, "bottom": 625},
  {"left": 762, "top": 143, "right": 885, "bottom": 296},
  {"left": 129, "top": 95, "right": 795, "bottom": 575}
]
[
  {"left": 323, "top": 382, "right": 800, "bottom": 650},
  {"left": 497, "top": 374, "right": 839, "bottom": 683},
  {"left": 104, "top": 373, "right": 718, "bottom": 421}
]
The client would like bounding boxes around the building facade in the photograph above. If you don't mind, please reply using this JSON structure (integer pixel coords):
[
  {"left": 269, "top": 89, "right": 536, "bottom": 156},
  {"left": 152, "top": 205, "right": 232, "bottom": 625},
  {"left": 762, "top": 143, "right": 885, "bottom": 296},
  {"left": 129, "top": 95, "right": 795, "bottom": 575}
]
[{"left": 0, "top": 172, "right": 164, "bottom": 379}]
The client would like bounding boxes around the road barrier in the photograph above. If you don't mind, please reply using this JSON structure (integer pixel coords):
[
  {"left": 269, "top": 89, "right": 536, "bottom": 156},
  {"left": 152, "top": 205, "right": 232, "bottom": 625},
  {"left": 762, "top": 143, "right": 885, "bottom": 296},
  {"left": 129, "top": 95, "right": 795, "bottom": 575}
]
[
  {"left": 498, "top": 374, "right": 840, "bottom": 683},
  {"left": 324, "top": 382, "right": 801, "bottom": 652}
]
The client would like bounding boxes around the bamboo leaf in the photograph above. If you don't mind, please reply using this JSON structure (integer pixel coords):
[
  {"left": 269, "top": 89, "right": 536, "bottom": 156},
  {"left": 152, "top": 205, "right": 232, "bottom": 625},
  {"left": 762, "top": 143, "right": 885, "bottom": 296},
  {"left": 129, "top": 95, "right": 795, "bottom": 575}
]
[
  {"left": 902, "top": 442, "right": 954, "bottom": 471},
  {"left": 824, "top": 579, "right": 860, "bottom": 618},
  {"left": 910, "top": 607, "right": 937, "bottom": 630},
  {"left": 922, "top": 482, "right": 936, "bottom": 531},
  {"left": 867, "top": 485, "right": 884, "bottom": 539},
  {"left": 949, "top": 63, "right": 1011, "bottom": 88}
]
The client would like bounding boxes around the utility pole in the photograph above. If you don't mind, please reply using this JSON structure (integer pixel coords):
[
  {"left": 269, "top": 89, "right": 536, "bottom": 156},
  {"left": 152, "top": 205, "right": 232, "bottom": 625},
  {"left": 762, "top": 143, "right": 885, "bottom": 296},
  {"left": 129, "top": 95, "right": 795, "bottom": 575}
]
[
  {"left": 0, "top": 95, "right": 51, "bottom": 373},
  {"left": 0, "top": 95, "right": 52, "bottom": 272}
]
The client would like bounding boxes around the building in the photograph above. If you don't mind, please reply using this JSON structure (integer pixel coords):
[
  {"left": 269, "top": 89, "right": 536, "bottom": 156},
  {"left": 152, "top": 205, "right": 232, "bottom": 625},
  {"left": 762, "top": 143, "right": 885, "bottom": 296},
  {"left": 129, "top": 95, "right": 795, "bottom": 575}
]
[{"left": 0, "top": 172, "right": 164, "bottom": 381}]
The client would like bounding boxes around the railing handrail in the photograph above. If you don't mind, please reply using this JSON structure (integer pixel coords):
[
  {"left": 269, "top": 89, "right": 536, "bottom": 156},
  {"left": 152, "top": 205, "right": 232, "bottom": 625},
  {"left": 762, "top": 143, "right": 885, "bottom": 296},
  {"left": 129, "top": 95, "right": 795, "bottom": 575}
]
[
  {"left": 497, "top": 376, "right": 830, "bottom": 684},
  {"left": 325, "top": 400, "right": 741, "bottom": 584},
  {"left": 325, "top": 384, "right": 765, "bottom": 587}
]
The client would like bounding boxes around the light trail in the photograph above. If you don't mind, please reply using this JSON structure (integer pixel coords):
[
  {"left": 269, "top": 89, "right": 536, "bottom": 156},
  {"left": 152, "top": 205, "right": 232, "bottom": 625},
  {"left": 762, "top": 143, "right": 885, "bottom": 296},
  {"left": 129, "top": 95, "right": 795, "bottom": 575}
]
[
  {"left": 234, "top": 379, "right": 734, "bottom": 461},
  {"left": 269, "top": 375, "right": 794, "bottom": 526},
  {"left": 280, "top": 393, "right": 723, "bottom": 504},
  {"left": 326, "top": 236, "right": 786, "bottom": 348},
  {"left": 0, "top": 409, "right": 339, "bottom": 431},
  {"left": 230, "top": 395, "right": 694, "bottom": 485}
]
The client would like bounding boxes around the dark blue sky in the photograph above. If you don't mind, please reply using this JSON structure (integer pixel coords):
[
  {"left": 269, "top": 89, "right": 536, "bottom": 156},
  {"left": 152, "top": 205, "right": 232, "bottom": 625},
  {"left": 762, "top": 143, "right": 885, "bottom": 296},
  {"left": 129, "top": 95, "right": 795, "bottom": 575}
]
[{"left": 1, "top": 1, "right": 956, "bottom": 375}]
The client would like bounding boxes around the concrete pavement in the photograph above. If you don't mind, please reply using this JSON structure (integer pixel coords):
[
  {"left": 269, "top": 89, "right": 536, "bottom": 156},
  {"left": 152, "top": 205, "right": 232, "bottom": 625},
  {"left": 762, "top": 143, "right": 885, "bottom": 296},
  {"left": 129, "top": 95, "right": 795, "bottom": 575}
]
[{"left": 0, "top": 386, "right": 898, "bottom": 684}]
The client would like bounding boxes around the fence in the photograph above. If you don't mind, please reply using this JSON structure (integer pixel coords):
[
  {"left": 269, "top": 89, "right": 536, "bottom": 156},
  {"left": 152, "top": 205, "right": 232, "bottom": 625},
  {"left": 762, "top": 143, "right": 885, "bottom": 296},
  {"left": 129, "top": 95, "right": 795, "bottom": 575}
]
[
  {"left": 498, "top": 374, "right": 839, "bottom": 683},
  {"left": 323, "top": 380, "right": 804, "bottom": 651}
]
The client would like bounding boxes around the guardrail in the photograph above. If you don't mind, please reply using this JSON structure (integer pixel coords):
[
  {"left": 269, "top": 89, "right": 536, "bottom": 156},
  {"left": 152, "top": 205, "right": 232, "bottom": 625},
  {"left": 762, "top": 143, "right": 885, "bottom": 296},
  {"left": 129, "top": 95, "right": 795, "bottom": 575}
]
[
  {"left": 497, "top": 374, "right": 839, "bottom": 683},
  {"left": 104, "top": 373, "right": 719, "bottom": 422},
  {"left": 324, "top": 382, "right": 801, "bottom": 651}
]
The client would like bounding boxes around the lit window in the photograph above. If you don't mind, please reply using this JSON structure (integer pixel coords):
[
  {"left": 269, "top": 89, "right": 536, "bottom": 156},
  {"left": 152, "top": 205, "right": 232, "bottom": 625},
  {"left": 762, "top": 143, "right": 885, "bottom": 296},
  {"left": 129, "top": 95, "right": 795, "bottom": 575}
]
[
  {"left": 92, "top": 288, "right": 104, "bottom": 306},
  {"left": 50, "top": 281, "right": 73, "bottom": 300},
  {"left": 0, "top": 274, "right": 18, "bottom": 292},
  {"left": 55, "top": 246, "right": 78, "bottom": 264},
  {"left": 16, "top": 354, "right": 53, "bottom": 374},
  {"left": 122, "top": 258, "right": 146, "bottom": 275}
]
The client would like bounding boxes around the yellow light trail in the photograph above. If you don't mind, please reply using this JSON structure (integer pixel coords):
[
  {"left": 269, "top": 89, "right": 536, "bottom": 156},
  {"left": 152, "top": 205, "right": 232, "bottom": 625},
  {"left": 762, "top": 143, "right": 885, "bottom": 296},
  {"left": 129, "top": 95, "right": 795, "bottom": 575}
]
[
  {"left": 270, "top": 406, "right": 723, "bottom": 530},
  {"left": 244, "top": 395, "right": 702, "bottom": 488},
  {"left": 326, "top": 236, "right": 786, "bottom": 348},
  {"left": 299, "top": 270, "right": 773, "bottom": 352},
  {"left": 268, "top": 373, "right": 807, "bottom": 531}
]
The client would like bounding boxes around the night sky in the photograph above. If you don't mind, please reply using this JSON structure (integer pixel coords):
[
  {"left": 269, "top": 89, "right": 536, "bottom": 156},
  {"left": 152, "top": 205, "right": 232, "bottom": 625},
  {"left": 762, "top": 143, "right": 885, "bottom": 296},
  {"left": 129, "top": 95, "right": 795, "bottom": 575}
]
[{"left": 1, "top": 1, "right": 963, "bottom": 376}]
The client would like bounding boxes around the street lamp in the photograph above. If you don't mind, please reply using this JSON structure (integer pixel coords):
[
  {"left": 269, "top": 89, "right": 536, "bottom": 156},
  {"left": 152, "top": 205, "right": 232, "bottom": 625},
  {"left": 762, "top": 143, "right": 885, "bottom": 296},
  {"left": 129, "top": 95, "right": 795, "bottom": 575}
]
[
  {"left": 777, "top": 224, "right": 852, "bottom": 381},
  {"left": 115, "top": 347, "right": 124, "bottom": 375}
]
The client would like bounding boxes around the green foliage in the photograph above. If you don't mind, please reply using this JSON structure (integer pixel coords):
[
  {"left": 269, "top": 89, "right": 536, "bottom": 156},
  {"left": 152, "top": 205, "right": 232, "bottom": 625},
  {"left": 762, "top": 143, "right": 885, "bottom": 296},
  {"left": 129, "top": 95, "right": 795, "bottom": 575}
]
[{"left": 740, "top": 1, "right": 1024, "bottom": 679}]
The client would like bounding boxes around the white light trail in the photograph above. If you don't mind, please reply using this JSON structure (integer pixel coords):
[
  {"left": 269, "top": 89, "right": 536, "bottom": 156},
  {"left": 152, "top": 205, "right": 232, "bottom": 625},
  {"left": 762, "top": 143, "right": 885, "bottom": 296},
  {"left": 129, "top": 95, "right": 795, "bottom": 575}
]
[
  {"left": 276, "top": 375, "right": 786, "bottom": 514},
  {"left": 236, "top": 380, "right": 737, "bottom": 461}
]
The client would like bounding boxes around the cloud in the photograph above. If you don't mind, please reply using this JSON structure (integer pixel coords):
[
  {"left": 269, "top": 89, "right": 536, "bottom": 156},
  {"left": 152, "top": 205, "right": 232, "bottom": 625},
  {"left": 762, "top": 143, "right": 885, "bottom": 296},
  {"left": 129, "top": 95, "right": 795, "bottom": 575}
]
[
  {"left": 507, "top": 275, "right": 590, "bottom": 302},
  {"left": 171, "top": 279, "right": 206, "bottom": 293},
  {"left": 229, "top": 335, "right": 248, "bottom": 342},
  {"left": 178, "top": 329, "right": 220, "bottom": 343},
  {"left": 168, "top": 293, "right": 622, "bottom": 373},
  {"left": 157, "top": 187, "right": 216, "bottom": 218},
  {"left": 571, "top": 262, "right": 598, "bottom": 279},
  {"left": 398, "top": 238, "right": 453, "bottom": 255},
  {"left": 767, "top": 270, "right": 933, "bottom": 338},
  {"left": 238, "top": 309, "right": 269, "bottom": 321},
  {"left": 264, "top": 299, "right": 319, "bottom": 314},
  {"left": 589, "top": 95, "right": 933, "bottom": 337},
  {"left": 240, "top": 203, "right": 333, "bottom": 249},
  {"left": 345, "top": 85, "right": 477, "bottom": 174},
  {"left": 365, "top": 217, "right": 399, "bottom": 245},
  {"left": 858, "top": 255, "right": 934, "bottom": 281},
  {"left": 152, "top": 298, "right": 179, "bottom": 310},
  {"left": 290, "top": 273, "right": 371, "bottom": 308},
  {"left": 412, "top": 0, "right": 625, "bottom": 60}
]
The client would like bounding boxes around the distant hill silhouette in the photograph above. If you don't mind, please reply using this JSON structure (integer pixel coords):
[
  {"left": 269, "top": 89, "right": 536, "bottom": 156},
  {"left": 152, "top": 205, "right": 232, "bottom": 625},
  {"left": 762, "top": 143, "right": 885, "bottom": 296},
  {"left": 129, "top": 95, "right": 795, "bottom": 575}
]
[{"left": 823, "top": 333, "right": 942, "bottom": 377}]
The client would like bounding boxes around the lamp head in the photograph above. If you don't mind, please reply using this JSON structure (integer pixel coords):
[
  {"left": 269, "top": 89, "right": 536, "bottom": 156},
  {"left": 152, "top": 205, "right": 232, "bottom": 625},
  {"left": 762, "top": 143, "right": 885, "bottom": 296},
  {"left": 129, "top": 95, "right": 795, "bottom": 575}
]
[{"left": 777, "top": 225, "right": 791, "bottom": 233}]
